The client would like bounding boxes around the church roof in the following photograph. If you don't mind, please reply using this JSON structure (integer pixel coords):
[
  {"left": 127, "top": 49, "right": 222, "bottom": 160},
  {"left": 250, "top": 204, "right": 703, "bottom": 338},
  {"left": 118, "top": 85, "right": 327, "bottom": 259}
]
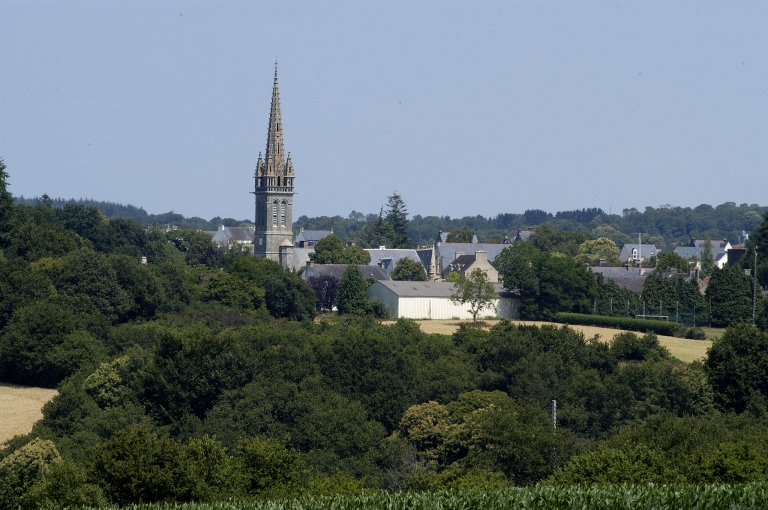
[{"left": 302, "top": 264, "right": 391, "bottom": 281}]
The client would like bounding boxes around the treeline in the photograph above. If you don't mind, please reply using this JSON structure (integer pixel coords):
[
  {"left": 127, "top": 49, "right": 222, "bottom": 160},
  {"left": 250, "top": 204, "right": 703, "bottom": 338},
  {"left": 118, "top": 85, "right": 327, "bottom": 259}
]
[
  {"left": 18, "top": 193, "right": 766, "bottom": 250},
  {"left": 3, "top": 160, "right": 768, "bottom": 508},
  {"left": 14, "top": 195, "right": 252, "bottom": 231}
]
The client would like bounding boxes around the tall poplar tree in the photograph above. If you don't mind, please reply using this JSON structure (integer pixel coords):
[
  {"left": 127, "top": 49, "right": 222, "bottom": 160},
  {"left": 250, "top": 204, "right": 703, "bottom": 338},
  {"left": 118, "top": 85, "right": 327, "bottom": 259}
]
[
  {"left": 0, "top": 158, "right": 15, "bottom": 246},
  {"left": 384, "top": 192, "right": 412, "bottom": 249}
]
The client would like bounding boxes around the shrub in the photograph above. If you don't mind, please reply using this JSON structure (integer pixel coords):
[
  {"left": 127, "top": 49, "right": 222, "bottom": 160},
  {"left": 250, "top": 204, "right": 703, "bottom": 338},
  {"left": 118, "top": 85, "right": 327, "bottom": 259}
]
[{"left": 554, "top": 312, "right": 679, "bottom": 336}]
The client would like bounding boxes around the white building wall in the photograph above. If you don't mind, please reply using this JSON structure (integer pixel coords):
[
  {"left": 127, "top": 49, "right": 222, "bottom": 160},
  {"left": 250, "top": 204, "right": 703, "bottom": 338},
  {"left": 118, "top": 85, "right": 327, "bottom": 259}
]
[
  {"left": 396, "top": 297, "right": 518, "bottom": 320},
  {"left": 367, "top": 284, "right": 400, "bottom": 318}
]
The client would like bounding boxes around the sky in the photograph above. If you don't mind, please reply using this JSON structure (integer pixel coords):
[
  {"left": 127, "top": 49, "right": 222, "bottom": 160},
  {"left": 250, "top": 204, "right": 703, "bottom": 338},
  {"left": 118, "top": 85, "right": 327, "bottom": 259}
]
[{"left": 1, "top": 1, "right": 766, "bottom": 222}]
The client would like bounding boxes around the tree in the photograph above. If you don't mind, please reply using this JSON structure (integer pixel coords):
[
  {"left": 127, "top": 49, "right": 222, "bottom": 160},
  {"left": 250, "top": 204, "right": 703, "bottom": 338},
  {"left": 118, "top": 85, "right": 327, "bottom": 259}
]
[
  {"left": 705, "top": 324, "right": 768, "bottom": 413},
  {"left": 336, "top": 265, "right": 369, "bottom": 315},
  {"left": 391, "top": 257, "right": 427, "bottom": 281},
  {"left": 309, "top": 234, "right": 345, "bottom": 264},
  {"left": 307, "top": 275, "right": 339, "bottom": 312},
  {"left": 655, "top": 251, "right": 689, "bottom": 272},
  {"left": 309, "top": 234, "right": 371, "bottom": 264},
  {"left": 701, "top": 235, "right": 717, "bottom": 276},
  {"left": 446, "top": 226, "right": 474, "bottom": 243},
  {"left": 706, "top": 266, "right": 753, "bottom": 327},
  {"left": 385, "top": 192, "right": 412, "bottom": 248},
  {"left": 493, "top": 243, "right": 541, "bottom": 319},
  {"left": 0, "top": 158, "right": 14, "bottom": 246},
  {"left": 451, "top": 268, "right": 497, "bottom": 322},
  {"left": 576, "top": 237, "right": 620, "bottom": 265},
  {"left": 339, "top": 244, "right": 371, "bottom": 264},
  {"left": 361, "top": 209, "right": 396, "bottom": 248}
]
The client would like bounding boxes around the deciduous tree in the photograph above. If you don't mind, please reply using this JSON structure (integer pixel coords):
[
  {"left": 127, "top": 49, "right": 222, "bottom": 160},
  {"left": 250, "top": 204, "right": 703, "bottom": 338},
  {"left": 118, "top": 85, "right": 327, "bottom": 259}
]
[
  {"left": 450, "top": 268, "right": 497, "bottom": 322},
  {"left": 391, "top": 257, "right": 427, "bottom": 281}
]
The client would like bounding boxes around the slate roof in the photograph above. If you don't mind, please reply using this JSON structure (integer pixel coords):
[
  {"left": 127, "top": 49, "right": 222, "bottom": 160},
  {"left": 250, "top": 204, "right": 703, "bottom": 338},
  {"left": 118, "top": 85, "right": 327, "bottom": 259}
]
[
  {"left": 373, "top": 280, "right": 515, "bottom": 298},
  {"left": 435, "top": 243, "right": 508, "bottom": 274},
  {"left": 436, "top": 231, "right": 479, "bottom": 243},
  {"left": 674, "top": 246, "right": 727, "bottom": 259},
  {"left": 294, "top": 229, "right": 333, "bottom": 246},
  {"left": 282, "top": 247, "right": 314, "bottom": 271},
  {"left": 365, "top": 248, "right": 430, "bottom": 275},
  {"left": 590, "top": 267, "right": 647, "bottom": 293},
  {"left": 302, "top": 264, "right": 391, "bottom": 281},
  {"left": 509, "top": 229, "right": 534, "bottom": 242},
  {"left": 692, "top": 238, "right": 730, "bottom": 249},
  {"left": 212, "top": 225, "right": 254, "bottom": 243},
  {"left": 618, "top": 244, "right": 660, "bottom": 261}
]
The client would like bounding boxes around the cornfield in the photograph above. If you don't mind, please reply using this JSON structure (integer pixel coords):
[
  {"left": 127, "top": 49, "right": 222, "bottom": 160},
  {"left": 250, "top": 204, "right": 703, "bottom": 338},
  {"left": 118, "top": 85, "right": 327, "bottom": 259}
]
[{"left": 102, "top": 484, "right": 768, "bottom": 510}]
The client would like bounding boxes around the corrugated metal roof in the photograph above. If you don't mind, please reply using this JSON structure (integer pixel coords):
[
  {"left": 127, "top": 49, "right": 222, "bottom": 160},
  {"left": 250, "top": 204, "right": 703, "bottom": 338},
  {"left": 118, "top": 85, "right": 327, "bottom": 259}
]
[{"left": 373, "top": 280, "right": 514, "bottom": 298}]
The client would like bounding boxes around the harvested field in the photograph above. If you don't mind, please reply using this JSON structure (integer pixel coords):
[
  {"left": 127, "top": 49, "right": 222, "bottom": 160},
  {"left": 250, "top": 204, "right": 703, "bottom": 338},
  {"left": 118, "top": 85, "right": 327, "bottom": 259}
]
[
  {"left": 0, "top": 383, "right": 58, "bottom": 445},
  {"left": 383, "top": 319, "right": 711, "bottom": 364}
]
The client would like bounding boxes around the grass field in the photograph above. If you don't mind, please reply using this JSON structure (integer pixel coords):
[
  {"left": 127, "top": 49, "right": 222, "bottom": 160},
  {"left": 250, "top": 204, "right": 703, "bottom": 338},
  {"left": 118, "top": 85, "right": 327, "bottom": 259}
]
[
  {"left": 384, "top": 319, "right": 712, "bottom": 363},
  {"left": 0, "top": 383, "right": 58, "bottom": 445}
]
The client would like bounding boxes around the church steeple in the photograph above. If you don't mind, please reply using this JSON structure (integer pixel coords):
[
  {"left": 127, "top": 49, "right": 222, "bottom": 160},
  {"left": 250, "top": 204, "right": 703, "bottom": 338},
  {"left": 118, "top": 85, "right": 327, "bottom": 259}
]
[
  {"left": 256, "top": 62, "right": 294, "bottom": 185},
  {"left": 254, "top": 63, "right": 295, "bottom": 261}
]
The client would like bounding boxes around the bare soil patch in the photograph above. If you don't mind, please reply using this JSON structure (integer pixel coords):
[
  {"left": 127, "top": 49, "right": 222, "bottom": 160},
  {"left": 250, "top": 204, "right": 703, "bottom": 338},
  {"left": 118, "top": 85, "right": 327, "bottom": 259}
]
[
  {"left": 383, "top": 319, "right": 711, "bottom": 364},
  {"left": 0, "top": 383, "right": 58, "bottom": 445}
]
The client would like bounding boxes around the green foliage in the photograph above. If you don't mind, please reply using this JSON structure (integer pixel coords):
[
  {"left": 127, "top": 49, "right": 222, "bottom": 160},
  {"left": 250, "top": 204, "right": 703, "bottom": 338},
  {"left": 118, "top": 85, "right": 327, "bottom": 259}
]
[
  {"left": 227, "top": 255, "right": 316, "bottom": 321},
  {"left": 701, "top": 235, "right": 717, "bottom": 276},
  {"left": 706, "top": 266, "right": 753, "bottom": 327},
  {"left": 547, "top": 445, "right": 679, "bottom": 484},
  {"left": 705, "top": 324, "right": 768, "bottom": 413},
  {"left": 446, "top": 226, "right": 474, "bottom": 243},
  {"left": 309, "top": 234, "right": 371, "bottom": 265},
  {"left": 576, "top": 237, "right": 620, "bottom": 265},
  {"left": 239, "top": 437, "right": 303, "bottom": 498},
  {"left": 450, "top": 268, "right": 497, "bottom": 322},
  {"left": 743, "top": 211, "right": 768, "bottom": 289},
  {"left": 336, "top": 265, "right": 369, "bottom": 315},
  {"left": 494, "top": 244, "right": 598, "bottom": 320},
  {"left": 0, "top": 158, "right": 15, "bottom": 246},
  {"left": 610, "top": 331, "right": 670, "bottom": 362},
  {"left": 24, "top": 460, "right": 107, "bottom": 509},
  {"left": 641, "top": 270, "right": 707, "bottom": 326},
  {"left": 445, "top": 271, "right": 460, "bottom": 282},
  {"left": 555, "top": 312, "right": 680, "bottom": 336},
  {"left": 384, "top": 192, "right": 412, "bottom": 249},
  {"left": 688, "top": 441, "right": 768, "bottom": 483},
  {"left": 656, "top": 251, "right": 690, "bottom": 272},
  {"left": 90, "top": 426, "right": 204, "bottom": 504},
  {"left": 391, "top": 257, "right": 427, "bottom": 281},
  {"left": 80, "top": 485, "right": 768, "bottom": 509},
  {"left": 0, "top": 295, "right": 108, "bottom": 387}
]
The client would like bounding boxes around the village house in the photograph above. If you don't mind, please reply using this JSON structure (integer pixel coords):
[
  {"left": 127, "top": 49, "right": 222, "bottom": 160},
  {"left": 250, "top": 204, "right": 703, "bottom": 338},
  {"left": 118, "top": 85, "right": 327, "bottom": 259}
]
[{"left": 441, "top": 250, "right": 499, "bottom": 282}]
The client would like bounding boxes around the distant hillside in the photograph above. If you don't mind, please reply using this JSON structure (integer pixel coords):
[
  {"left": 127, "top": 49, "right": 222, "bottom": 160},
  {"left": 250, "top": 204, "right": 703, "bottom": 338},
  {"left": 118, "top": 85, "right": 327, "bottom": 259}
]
[
  {"left": 16, "top": 196, "right": 766, "bottom": 248},
  {"left": 296, "top": 202, "right": 768, "bottom": 248},
  {"left": 14, "top": 196, "right": 253, "bottom": 231}
]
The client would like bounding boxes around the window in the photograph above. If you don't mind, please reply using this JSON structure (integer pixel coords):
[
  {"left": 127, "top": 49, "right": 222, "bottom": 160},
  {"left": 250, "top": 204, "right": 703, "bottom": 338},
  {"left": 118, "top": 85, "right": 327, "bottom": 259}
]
[
  {"left": 272, "top": 200, "right": 278, "bottom": 225},
  {"left": 632, "top": 248, "right": 638, "bottom": 260},
  {"left": 280, "top": 201, "right": 286, "bottom": 226}
]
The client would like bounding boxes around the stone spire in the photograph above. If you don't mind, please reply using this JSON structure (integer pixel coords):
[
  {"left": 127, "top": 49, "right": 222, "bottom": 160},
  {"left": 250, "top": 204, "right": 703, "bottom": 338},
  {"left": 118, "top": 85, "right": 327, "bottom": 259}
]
[
  {"left": 253, "top": 63, "right": 295, "bottom": 262},
  {"left": 256, "top": 62, "right": 293, "bottom": 181}
]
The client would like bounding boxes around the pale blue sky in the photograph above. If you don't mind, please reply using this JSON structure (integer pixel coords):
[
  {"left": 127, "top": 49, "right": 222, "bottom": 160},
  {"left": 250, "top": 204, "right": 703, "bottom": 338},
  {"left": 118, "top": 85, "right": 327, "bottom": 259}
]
[{"left": 1, "top": 1, "right": 766, "bottom": 221}]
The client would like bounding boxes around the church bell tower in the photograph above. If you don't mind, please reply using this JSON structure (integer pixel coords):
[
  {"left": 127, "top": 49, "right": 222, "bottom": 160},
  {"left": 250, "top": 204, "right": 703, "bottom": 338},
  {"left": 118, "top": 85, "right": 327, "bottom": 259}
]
[{"left": 253, "top": 64, "right": 295, "bottom": 260}]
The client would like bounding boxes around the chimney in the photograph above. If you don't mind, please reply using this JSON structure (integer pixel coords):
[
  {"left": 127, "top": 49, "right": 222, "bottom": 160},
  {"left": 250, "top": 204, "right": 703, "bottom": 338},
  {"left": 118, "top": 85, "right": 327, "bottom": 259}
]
[{"left": 475, "top": 250, "right": 487, "bottom": 262}]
